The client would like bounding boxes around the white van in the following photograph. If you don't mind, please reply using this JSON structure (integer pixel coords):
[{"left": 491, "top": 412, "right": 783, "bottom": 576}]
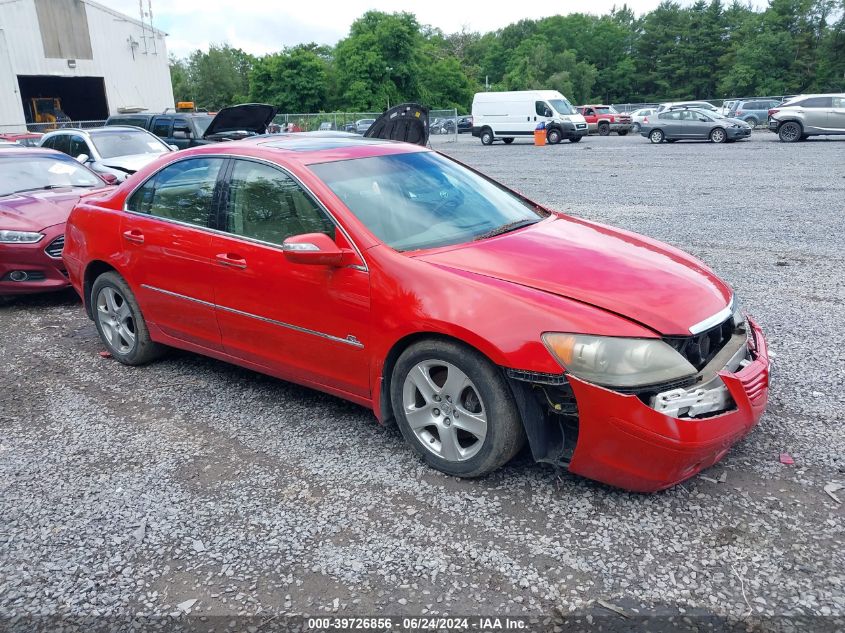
[{"left": 471, "top": 90, "right": 588, "bottom": 145}]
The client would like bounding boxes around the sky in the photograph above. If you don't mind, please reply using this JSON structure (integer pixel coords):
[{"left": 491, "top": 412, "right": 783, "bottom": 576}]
[{"left": 103, "top": 0, "right": 765, "bottom": 58}]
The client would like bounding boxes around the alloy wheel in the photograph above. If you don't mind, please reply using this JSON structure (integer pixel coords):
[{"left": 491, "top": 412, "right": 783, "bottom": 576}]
[
  {"left": 402, "top": 360, "right": 487, "bottom": 462},
  {"left": 96, "top": 286, "right": 136, "bottom": 354},
  {"left": 711, "top": 128, "right": 726, "bottom": 143}
]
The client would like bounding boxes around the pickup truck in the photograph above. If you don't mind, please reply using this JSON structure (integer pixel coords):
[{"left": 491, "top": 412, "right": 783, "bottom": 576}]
[
  {"left": 576, "top": 105, "right": 632, "bottom": 136},
  {"left": 105, "top": 103, "right": 276, "bottom": 149}
]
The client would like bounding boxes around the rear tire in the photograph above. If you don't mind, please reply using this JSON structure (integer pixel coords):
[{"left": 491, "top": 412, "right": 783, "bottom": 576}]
[
  {"left": 616, "top": 130, "right": 629, "bottom": 136},
  {"left": 746, "top": 117, "right": 758, "bottom": 128},
  {"left": 390, "top": 339, "right": 525, "bottom": 478},
  {"left": 91, "top": 271, "right": 164, "bottom": 366},
  {"left": 632, "top": 122, "right": 641, "bottom": 133},
  {"left": 649, "top": 129, "right": 665, "bottom": 144},
  {"left": 546, "top": 128, "right": 562, "bottom": 144},
  {"left": 503, "top": 137, "right": 515, "bottom": 144},
  {"left": 598, "top": 122, "right": 610, "bottom": 136},
  {"left": 569, "top": 135, "right": 582, "bottom": 143},
  {"left": 778, "top": 122, "right": 802, "bottom": 143},
  {"left": 480, "top": 128, "right": 494, "bottom": 145}
]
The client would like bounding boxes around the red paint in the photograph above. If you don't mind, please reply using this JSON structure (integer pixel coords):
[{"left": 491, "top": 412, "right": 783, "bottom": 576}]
[{"left": 62, "top": 136, "right": 770, "bottom": 491}]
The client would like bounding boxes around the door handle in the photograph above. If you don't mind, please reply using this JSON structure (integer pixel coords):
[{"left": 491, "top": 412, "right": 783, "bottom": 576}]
[
  {"left": 122, "top": 229, "right": 144, "bottom": 244},
  {"left": 216, "top": 253, "right": 247, "bottom": 269}
]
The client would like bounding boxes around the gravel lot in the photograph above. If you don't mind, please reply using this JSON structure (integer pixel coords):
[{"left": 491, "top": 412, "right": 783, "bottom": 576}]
[{"left": 1, "top": 133, "right": 844, "bottom": 631}]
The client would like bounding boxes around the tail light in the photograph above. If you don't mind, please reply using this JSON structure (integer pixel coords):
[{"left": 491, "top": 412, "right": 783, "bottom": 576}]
[
  {"left": 736, "top": 110, "right": 743, "bottom": 115},
  {"left": 643, "top": 117, "right": 649, "bottom": 123},
  {"left": 768, "top": 108, "right": 779, "bottom": 117}
]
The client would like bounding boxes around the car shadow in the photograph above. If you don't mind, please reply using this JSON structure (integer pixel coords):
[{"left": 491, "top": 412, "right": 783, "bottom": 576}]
[{"left": 0, "top": 288, "right": 80, "bottom": 309}]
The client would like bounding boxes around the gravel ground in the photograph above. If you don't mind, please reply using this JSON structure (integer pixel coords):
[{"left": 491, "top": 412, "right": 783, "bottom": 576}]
[{"left": 1, "top": 133, "right": 844, "bottom": 631}]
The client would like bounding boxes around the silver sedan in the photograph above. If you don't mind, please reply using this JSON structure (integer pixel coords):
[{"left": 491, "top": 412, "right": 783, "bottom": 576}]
[{"left": 639, "top": 108, "right": 752, "bottom": 144}]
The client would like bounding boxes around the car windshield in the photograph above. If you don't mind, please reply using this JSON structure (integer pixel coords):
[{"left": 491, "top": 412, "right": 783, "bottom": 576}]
[
  {"left": 0, "top": 155, "right": 102, "bottom": 196},
  {"left": 595, "top": 106, "right": 618, "bottom": 114},
  {"left": 549, "top": 99, "right": 575, "bottom": 115},
  {"left": 90, "top": 129, "right": 169, "bottom": 159},
  {"left": 311, "top": 151, "right": 548, "bottom": 252},
  {"left": 193, "top": 115, "right": 214, "bottom": 136}
]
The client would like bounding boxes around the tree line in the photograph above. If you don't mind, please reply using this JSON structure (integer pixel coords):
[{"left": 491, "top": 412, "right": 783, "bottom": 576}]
[{"left": 169, "top": 0, "right": 845, "bottom": 113}]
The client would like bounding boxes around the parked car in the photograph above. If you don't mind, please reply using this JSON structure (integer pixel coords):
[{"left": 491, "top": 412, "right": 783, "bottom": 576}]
[
  {"left": 0, "top": 146, "right": 113, "bottom": 299},
  {"left": 725, "top": 99, "right": 781, "bottom": 128},
  {"left": 629, "top": 108, "right": 656, "bottom": 133},
  {"left": 721, "top": 100, "right": 737, "bottom": 116},
  {"left": 354, "top": 119, "right": 376, "bottom": 134},
  {"left": 576, "top": 105, "right": 632, "bottom": 136},
  {"left": 319, "top": 122, "right": 335, "bottom": 131},
  {"left": 767, "top": 93, "right": 845, "bottom": 142},
  {"left": 105, "top": 103, "right": 277, "bottom": 149},
  {"left": 657, "top": 101, "right": 720, "bottom": 114},
  {"left": 457, "top": 115, "right": 473, "bottom": 133},
  {"left": 40, "top": 126, "right": 173, "bottom": 182},
  {"left": 63, "top": 133, "right": 769, "bottom": 492},
  {"left": 639, "top": 108, "right": 752, "bottom": 143},
  {"left": 0, "top": 132, "right": 43, "bottom": 147},
  {"left": 430, "top": 118, "right": 456, "bottom": 134},
  {"left": 472, "top": 90, "right": 588, "bottom": 144}
]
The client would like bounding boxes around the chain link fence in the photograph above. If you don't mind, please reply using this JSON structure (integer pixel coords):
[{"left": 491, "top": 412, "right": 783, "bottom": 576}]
[{"left": 272, "top": 109, "right": 459, "bottom": 144}]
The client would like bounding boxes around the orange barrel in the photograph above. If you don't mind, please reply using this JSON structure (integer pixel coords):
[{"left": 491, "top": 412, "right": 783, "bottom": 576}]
[{"left": 533, "top": 130, "right": 546, "bottom": 146}]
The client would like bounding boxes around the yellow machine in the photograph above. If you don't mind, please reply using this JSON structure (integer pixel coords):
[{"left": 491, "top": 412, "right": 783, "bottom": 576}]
[{"left": 27, "top": 98, "right": 71, "bottom": 128}]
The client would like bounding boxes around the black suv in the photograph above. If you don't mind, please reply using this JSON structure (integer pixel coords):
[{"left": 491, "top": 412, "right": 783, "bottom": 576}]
[{"left": 105, "top": 104, "right": 277, "bottom": 149}]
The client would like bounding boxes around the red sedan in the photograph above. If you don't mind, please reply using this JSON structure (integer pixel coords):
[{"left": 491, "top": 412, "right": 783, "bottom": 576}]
[
  {"left": 0, "top": 147, "right": 114, "bottom": 299},
  {"left": 62, "top": 134, "right": 769, "bottom": 491}
]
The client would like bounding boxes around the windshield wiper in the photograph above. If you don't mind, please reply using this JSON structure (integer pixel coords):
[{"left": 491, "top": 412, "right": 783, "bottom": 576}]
[
  {"left": 11, "top": 184, "right": 77, "bottom": 194},
  {"left": 474, "top": 219, "right": 538, "bottom": 241}
]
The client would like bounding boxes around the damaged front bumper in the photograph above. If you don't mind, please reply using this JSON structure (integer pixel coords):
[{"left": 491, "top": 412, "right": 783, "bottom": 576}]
[{"left": 509, "top": 318, "right": 769, "bottom": 492}]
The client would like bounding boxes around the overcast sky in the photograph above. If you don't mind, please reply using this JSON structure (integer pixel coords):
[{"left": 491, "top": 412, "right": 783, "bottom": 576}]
[{"left": 104, "top": 0, "right": 765, "bottom": 58}]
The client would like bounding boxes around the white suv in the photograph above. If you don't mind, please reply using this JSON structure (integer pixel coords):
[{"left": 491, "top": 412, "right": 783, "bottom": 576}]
[{"left": 767, "top": 93, "right": 845, "bottom": 142}]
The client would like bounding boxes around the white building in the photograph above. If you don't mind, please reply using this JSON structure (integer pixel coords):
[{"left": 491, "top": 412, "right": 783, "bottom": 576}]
[{"left": 0, "top": 0, "right": 174, "bottom": 132}]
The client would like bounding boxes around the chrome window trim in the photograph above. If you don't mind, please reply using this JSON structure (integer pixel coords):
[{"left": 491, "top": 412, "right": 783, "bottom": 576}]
[
  {"left": 140, "top": 284, "right": 365, "bottom": 349},
  {"left": 689, "top": 296, "right": 734, "bottom": 335},
  {"left": 121, "top": 152, "right": 368, "bottom": 272}
]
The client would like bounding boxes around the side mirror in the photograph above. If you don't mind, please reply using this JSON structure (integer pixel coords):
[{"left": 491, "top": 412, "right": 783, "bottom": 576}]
[
  {"left": 99, "top": 173, "right": 118, "bottom": 185},
  {"left": 168, "top": 144, "right": 179, "bottom": 151},
  {"left": 75, "top": 153, "right": 89, "bottom": 163},
  {"left": 172, "top": 129, "right": 191, "bottom": 139},
  {"left": 544, "top": 109, "right": 553, "bottom": 118},
  {"left": 282, "top": 233, "right": 343, "bottom": 266}
]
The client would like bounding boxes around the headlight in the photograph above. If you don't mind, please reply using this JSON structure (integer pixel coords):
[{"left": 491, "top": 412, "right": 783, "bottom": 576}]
[
  {"left": 0, "top": 230, "right": 44, "bottom": 243},
  {"left": 543, "top": 333, "right": 697, "bottom": 388},
  {"left": 731, "top": 297, "right": 746, "bottom": 327}
]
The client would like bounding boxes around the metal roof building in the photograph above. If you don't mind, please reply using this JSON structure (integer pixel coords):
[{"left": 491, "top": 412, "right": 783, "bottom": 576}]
[{"left": 0, "top": 0, "right": 174, "bottom": 132}]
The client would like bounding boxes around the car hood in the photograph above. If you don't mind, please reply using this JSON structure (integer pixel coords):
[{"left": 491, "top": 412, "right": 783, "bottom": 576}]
[
  {"left": 365, "top": 103, "right": 429, "bottom": 145},
  {"left": 413, "top": 217, "right": 732, "bottom": 335},
  {"left": 0, "top": 188, "right": 97, "bottom": 231},
  {"left": 203, "top": 103, "right": 277, "bottom": 138},
  {"left": 99, "top": 153, "right": 164, "bottom": 173}
]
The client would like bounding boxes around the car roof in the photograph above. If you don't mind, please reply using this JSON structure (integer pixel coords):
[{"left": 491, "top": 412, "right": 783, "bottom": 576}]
[
  {"left": 43, "top": 126, "right": 154, "bottom": 136},
  {"left": 158, "top": 132, "right": 428, "bottom": 166},
  {"left": 0, "top": 146, "right": 68, "bottom": 157}
]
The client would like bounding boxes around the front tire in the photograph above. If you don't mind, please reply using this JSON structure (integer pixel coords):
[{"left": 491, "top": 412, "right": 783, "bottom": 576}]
[
  {"left": 649, "top": 129, "right": 665, "bottom": 144},
  {"left": 569, "top": 135, "right": 582, "bottom": 143},
  {"left": 502, "top": 137, "right": 515, "bottom": 144},
  {"left": 598, "top": 122, "right": 610, "bottom": 136},
  {"left": 746, "top": 117, "right": 758, "bottom": 128},
  {"left": 390, "top": 339, "right": 525, "bottom": 478},
  {"left": 778, "top": 121, "right": 802, "bottom": 143},
  {"left": 91, "top": 272, "right": 163, "bottom": 365},
  {"left": 710, "top": 127, "right": 727, "bottom": 143},
  {"left": 480, "top": 128, "right": 494, "bottom": 145},
  {"left": 546, "top": 128, "right": 562, "bottom": 144},
  {"left": 617, "top": 130, "right": 629, "bottom": 136}
]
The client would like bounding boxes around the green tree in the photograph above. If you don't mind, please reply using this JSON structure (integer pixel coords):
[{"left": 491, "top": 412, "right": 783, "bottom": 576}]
[{"left": 249, "top": 45, "right": 330, "bottom": 112}]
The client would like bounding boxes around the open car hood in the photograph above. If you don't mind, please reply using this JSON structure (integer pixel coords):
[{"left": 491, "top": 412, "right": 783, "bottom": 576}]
[
  {"left": 364, "top": 103, "right": 429, "bottom": 146},
  {"left": 203, "top": 103, "right": 277, "bottom": 139}
]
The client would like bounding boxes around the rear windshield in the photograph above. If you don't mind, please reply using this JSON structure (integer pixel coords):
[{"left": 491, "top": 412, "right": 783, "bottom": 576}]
[
  {"left": 91, "top": 129, "right": 169, "bottom": 159},
  {"left": 192, "top": 115, "right": 214, "bottom": 136}
]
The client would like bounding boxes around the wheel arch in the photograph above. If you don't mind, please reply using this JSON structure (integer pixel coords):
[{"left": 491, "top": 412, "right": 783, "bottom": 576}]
[
  {"left": 376, "top": 330, "right": 507, "bottom": 426},
  {"left": 83, "top": 260, "right": 118, "bottom": 318}
]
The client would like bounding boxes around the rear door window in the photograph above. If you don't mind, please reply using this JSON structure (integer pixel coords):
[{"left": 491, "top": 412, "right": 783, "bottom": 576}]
[
  {"left": 68, "top": 135, "right": 90, "bottom": 158},
  {"left": 127, "top": 157, "right": 226, "bottom": 227},
  {"left": 49, "top": 134, "right": 71, "bottom": 155},
  {"left": 151, "top": 118, "right": 173, "bottom": 137},
  {"left": 801, "top": 97, "right": 833, "bottom": 108}
]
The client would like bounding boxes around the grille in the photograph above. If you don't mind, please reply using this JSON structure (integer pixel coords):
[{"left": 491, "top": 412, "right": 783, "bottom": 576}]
[
  {"left": 45, "top": 235, "right": 65, "bottom": 259},
  {"left": 665, "top": 317, "right": 736, "bottom": 371}
]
